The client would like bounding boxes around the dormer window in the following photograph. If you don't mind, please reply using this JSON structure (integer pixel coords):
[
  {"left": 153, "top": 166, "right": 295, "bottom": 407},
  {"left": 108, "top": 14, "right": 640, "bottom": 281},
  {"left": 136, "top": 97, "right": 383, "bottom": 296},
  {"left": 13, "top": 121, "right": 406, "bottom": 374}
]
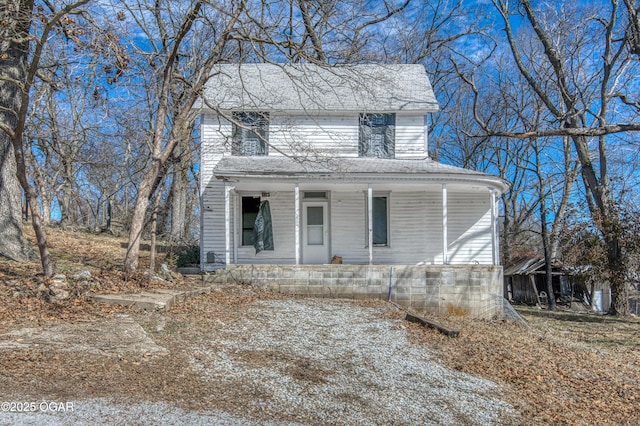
[
  {"left": 359, "top": 113, "right": 395, "bottom": 158},
  {"left": 232, "top": 112, "right": 268, "bottom": 156}
]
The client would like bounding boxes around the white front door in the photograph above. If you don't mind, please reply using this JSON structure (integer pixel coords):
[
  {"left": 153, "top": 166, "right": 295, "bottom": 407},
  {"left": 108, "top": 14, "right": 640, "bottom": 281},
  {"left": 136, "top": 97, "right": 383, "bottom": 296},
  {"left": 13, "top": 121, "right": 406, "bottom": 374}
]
[{"left": 302, "top": 202, "right": 329, "bottom": 264}]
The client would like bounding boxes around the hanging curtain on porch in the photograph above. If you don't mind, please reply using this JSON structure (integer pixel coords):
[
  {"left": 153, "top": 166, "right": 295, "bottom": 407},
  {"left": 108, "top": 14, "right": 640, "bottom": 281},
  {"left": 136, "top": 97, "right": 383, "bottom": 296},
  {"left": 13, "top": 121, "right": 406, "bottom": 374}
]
[{"left": 252, "top": 200, "right": 274, "bottom": 254}]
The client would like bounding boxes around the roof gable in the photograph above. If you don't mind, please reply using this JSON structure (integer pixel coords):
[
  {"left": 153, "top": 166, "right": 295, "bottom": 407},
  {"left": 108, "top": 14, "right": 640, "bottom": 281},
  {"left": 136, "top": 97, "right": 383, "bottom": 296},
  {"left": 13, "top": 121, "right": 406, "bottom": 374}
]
[{"left": 200, "top": 64, "right": 439, "bottom": 113}]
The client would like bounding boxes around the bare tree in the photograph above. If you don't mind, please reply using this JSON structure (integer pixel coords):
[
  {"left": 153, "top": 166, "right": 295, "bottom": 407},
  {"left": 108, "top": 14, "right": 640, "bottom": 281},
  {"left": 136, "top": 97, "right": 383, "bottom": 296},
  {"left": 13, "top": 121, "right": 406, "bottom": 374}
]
[
  {"left": 492, "top": 0, "right": 640, "bottom": 315},
  {"left": 0, "top": 0, "right": 91, "bottom": 276},
  {"left": 121, "top": 0, "right": 246, "bottom": 273},
  {"left": 0, "top": 0, "right": 35, "bottom": 262}
]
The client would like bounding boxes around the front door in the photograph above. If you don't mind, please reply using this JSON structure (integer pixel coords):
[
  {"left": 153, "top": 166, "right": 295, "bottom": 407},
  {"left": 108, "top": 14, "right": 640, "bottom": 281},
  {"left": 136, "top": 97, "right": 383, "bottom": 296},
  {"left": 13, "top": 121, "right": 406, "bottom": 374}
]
[{"left": 302, "top": 202, "right": 329, "bottom": 264}]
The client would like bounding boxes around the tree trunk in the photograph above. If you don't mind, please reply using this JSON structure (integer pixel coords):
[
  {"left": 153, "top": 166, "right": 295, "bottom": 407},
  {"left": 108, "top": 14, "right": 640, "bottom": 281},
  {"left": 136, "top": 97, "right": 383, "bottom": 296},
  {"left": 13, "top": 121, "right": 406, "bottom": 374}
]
[
  {"left": 123, "top": 0, "right": 242, "bottom": 273},
  {"left": 541, "top": 219, "right": 557, "bottom": 311},
  {"left": 125, "top": 159, "right": 162, "bottom": 272},
  {"left": 570, "top": 131, "right": 628, "bottom": 316},
  {"left": 0, "top": 137, "right": 33, "bottom": 261},
  {"left": 25, "top": 145, "right": 51, "bottom": 226},
  {"left": 0, "top": 0, "right": 36, "bottom": 262},
  {"left": 13, "top": 139, "right": 54, "bottom": 276},
  {"left": 72, "top": 191, "right": 89, "bottom": 227},
  {"left": 535, "top": 139, "right": 556, "bottom": 311},
  {"left": 170, "top": 156, "right": 188, "bottom": 241},
  {"left": 500, "top": 193, "right": 512, "bottom": 262},
  {"left": 106, "top": 199, "right": 112, "bottom": 229},
  {"left": 149, "top": 191, "right": 161, "bottom": 271},
  {"left": 183, "top": 188, "right": 196, "bottom": 239},
  {"left": 606, "top": 233, "right": 628, "bottom": 315},
  {"left": 59, "top": 188, "right": 71, "bottom": 227}
]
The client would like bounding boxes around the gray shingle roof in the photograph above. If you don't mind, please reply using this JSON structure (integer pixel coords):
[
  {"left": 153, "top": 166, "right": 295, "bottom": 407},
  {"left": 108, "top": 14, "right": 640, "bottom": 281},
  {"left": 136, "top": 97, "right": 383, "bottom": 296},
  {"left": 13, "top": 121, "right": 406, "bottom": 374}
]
[
  {"left": 200, "top": 64, "right": 439, "bottom": 113},
  {"left": 213, "top": 157, "right": 509, "bottom": 191}
]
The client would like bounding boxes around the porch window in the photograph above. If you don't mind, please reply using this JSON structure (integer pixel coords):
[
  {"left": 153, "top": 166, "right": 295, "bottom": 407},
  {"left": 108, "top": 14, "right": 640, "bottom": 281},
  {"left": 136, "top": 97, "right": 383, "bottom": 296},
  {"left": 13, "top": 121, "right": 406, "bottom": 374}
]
[
  {"left": 232, "top": 112, "right": 268, "bottom": 156},
  {"left": 241, "top": 196, "right": 261, "bottom": 245},
  {"left": 359, "top": 113, "right": 395, "bottom": 158},
  {"left": 366, "top": 195, "right": 389, "bottom": 246},
  {"left": 372, "top": 196, "right": 388, "bottom": 246}
]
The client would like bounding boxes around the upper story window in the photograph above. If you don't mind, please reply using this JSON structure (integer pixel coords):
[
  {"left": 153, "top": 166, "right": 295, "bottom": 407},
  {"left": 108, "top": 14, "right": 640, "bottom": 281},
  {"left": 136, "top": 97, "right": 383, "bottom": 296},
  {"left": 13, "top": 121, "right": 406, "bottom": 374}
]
[
  {"left": 359, "top": 113, "right": 395, "bottom": 158},
  {"left": 232, "top": 112, "right": 268, "bottom": 156}
]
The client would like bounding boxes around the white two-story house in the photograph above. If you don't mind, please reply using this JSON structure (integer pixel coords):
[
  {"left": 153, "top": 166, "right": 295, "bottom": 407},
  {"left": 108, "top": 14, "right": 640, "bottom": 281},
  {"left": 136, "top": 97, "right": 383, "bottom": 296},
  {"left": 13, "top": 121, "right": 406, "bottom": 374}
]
[{"left": 198, "top": 63, "right": 509, "bottom": 317}]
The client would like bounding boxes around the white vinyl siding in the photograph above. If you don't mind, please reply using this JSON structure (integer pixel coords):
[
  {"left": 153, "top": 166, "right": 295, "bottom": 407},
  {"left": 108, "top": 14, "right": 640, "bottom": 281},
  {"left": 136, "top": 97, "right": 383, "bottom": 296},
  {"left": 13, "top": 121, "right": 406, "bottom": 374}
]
[
  {"left": 331, "top": 192, "right": 368, "bottom": 263},
  {"left": 200, "top": 179, "right": 228, "bottom": 270},
  {"left": 446, "top": 190, "right": 492, "bottom": 264},
  {"left": 395, "top": 114, "right": 427, "bottom": 159},
  {"left": 200, "top": 112, "right": 426, "bottom": 159},
  {"left": 330, "top": 190, "right": 442, "bottom": 264},
  {"left": 329, "top": 188, "right": 491, "bottom": 265},
  {"left": 200, "top": 114, "right": 230, "bottom": 270},
  {"left": 268, "top": 114, "right": 359, "bottom": 157},
  {"left": 200, "top": 114, "right": 230, "bottom": 194}
]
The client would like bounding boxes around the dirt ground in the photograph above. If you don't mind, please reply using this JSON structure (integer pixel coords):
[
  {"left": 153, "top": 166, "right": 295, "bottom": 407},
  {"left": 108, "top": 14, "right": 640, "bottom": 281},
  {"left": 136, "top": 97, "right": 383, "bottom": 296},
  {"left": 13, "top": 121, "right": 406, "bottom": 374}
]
[{"left": 1, "top": 228, "right": 639, "bottom": 425}]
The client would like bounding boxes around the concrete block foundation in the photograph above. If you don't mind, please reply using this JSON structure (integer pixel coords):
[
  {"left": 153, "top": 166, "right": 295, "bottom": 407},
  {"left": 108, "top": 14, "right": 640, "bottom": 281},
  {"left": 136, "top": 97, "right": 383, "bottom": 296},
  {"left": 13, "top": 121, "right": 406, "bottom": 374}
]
[{"left": 208, "top": 264, "right": 504, "bottom": 319}]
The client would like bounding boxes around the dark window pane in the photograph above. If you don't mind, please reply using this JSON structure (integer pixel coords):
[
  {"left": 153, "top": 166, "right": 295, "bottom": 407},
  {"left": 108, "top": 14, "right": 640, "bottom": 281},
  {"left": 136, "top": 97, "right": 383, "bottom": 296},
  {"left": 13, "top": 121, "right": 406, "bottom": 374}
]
[
  {"left": 242, "top": 196, "right": 261, "bottom": 245},
  {"left": 307, "top": 206, "right": 324, "bottom": 245},
  {"left": 303, "top": 191, "right": 327, "bottom": 199},
  {"left": 307, "top": 206, "right": 323, "bottom": 226},
  {"left": 373, "top": 196, "right": 387, "bottom": 245}
]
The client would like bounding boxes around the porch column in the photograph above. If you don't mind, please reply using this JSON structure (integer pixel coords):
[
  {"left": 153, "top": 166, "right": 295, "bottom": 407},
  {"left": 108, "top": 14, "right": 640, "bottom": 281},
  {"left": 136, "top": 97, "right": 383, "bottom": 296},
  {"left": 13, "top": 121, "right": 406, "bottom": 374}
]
[
  {"left": 442, "top": 183, "right": 448, "bottom": 265},
  {"left": 368, "top": 184, "right": 373, "bottom": 265},
  {"left": 294, "top": 183, "right": 300, "bottom": 265},
  {"left": 224, "top": 182, "right": 233, "bottom": 265},
  {"left": 490, "top": 188, "right": 498, "bottom": 265}
]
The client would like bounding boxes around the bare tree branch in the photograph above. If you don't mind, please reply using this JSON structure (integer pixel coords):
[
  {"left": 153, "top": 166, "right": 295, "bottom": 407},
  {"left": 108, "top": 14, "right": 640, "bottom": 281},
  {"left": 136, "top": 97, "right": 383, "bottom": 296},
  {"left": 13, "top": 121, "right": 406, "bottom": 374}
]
[{"left": 484, "top": 123, "right": 640, "bottom": 139}]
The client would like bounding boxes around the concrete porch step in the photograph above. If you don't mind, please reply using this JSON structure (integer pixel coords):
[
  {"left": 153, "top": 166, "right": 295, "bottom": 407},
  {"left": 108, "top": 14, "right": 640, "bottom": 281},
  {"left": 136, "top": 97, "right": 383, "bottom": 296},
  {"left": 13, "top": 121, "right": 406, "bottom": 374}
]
[{"left": 91, "top": 286, "right": 211, "bottom": 312}]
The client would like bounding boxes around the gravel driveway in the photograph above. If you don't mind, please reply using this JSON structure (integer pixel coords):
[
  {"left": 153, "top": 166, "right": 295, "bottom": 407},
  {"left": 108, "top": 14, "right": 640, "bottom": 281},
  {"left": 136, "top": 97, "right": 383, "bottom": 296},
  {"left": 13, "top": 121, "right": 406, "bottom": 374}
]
[{"left": 2, "top": 297, "right": 518, "bottom": 425}]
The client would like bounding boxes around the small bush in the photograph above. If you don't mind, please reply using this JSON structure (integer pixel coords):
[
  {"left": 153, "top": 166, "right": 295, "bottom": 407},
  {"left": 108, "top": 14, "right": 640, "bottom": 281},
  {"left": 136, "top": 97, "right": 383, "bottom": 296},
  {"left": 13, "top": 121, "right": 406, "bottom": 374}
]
[{"left": 171, "top": 243, "right": 200, "bottom": 267}]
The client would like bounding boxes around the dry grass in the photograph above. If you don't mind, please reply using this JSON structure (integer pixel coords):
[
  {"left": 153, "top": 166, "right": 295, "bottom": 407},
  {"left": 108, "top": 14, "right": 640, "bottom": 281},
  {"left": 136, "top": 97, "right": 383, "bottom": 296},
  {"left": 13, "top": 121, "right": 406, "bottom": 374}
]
[
  {"left": 1, "top": 227, "right": 639, "bottom": 424},
  {"left": 407, "top": 308, "right": 640, "bottom": 425},
  {"left": 0, "top": 226, "right": 177, "bottom": 330}
]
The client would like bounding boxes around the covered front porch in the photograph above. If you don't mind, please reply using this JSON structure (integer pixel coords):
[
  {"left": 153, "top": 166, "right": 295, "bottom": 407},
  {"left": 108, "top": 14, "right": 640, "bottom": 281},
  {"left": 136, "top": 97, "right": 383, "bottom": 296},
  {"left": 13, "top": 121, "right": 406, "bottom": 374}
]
[
  {"left": 203, "top": 157, "right": 508, "bottom": 269},
  {"left": 217, "top": 179, "right": 502, "bottom": 267}
]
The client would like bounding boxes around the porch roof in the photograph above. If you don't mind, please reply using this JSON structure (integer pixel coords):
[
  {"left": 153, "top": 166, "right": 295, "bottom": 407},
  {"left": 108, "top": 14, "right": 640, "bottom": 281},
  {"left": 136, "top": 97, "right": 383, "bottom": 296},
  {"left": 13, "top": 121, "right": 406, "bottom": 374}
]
[{"left": 213, "top": 157, "right": 509, "bottom": 193}]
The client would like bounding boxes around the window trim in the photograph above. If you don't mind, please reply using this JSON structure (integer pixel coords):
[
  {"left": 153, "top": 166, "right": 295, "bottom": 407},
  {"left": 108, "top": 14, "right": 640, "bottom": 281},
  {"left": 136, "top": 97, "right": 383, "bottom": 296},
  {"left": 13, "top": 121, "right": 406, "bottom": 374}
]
[
  {"left": 359, "top": 113, "right": 395, "bottom": 159},
  {"left": 231, "top": 111, "right": 269, "bottom": 156},
  {"left": 303, "top": 191, "right": 328, "bottom": 200},
  {"left": 365, "top": 192, "right": 391, "bottom": 247}
]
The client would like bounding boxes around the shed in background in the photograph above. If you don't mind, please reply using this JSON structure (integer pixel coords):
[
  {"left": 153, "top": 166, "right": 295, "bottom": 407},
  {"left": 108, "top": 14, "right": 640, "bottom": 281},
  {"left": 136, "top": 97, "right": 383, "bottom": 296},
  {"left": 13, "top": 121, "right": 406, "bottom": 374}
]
[{"left": 503, "top": 256, "right": 576, "bottom": 306}]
